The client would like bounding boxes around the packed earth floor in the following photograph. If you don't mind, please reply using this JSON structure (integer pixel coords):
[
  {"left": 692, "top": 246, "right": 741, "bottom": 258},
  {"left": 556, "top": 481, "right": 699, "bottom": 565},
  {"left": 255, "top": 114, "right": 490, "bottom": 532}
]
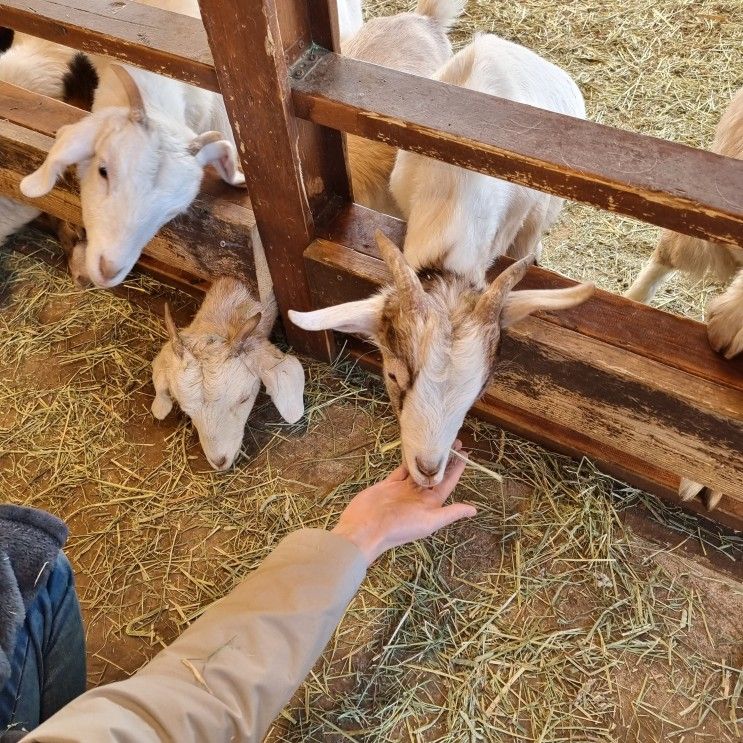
[{"left": 2, "top": 0, "right": 743, "bottom": 741}]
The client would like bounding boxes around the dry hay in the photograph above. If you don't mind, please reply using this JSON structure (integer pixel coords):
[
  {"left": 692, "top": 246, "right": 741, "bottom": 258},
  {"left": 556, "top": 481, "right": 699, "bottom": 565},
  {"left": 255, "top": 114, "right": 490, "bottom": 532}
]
[
  {"left": 367, "top": 0, "right": 743, "bottom": 320},
  {"left": 1, "top": 237, "right": 741, "bottom": 742}
]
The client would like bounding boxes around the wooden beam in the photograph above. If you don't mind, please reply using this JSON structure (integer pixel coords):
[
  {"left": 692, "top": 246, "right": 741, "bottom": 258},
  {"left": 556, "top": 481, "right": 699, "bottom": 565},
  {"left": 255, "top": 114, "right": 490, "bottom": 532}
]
[
  {"left": 0, "top": 115, "right": 259, "bottom": 290},
  {"left": 303, "top": 231, "right": 743, "bottom": 516},
  {"left": 292, "top": 52, "right": 743, "bottom": 247},
  {"left": 198, "top": 0, "right": 350, "bottom": 359},
  {"left": 314, "top": 204, "right": 743, "bottom": 394},
  {"left": 0, "top": 0, "right": 217, "bottom": 91}
]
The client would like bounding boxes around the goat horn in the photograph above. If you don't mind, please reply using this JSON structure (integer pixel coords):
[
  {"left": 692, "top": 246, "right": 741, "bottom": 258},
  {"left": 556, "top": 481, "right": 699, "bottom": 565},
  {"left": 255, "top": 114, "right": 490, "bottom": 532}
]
[
  {"left": 374, "top": 229, "right": 424, "bottom": 309},
  {"left": 188, "top": 131, "right": 224, "bottom": 155},
  {"left": 164, "top": 302, "right": 185, "bottom": 357},
  {"left": 110, "top": 64, "right": 147, "bottom": 124},
  {"left": 475, "top": 254, "right": 534, "bottom": 318}
]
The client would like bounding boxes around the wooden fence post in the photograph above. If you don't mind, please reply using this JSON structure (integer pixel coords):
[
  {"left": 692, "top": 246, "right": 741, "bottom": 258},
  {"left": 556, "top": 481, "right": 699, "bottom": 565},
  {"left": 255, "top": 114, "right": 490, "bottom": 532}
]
[{"left": 198, "top": 0, "right": 350, "bottom": 359}]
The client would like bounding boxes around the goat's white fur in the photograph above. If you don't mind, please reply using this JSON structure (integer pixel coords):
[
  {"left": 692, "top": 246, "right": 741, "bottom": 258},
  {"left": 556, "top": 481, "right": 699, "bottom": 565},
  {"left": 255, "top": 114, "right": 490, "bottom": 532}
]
[
  {"left": 390, "top": 34, "right": 585, "bottom": 284},
  {"left": 343, "top": 0, "right": 464, "bottom": 216},
  {"left": 152, "top": 277, "right": 304, "bottom": 471},
  {"left": 337, "top": 0, "right": 364, "bottom": 40},
  {"left": 0, "top": 36, "right": 94, "bottom": 247},
  {"left": 625, "top": 86, "right": 743, "bottom": 307}
]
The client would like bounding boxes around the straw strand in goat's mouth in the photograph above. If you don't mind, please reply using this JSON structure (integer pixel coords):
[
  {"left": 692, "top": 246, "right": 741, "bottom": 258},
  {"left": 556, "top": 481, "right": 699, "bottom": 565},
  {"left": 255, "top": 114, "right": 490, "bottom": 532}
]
[{"left": 380, "top": 439, "right": 505, "bottom": 483}]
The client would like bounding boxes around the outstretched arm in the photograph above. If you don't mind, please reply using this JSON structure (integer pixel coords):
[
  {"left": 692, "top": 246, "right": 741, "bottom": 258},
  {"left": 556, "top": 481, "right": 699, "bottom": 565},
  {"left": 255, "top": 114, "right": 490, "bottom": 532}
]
[{"left": 23, "top": 450, "right": 474, "bottom": 743}]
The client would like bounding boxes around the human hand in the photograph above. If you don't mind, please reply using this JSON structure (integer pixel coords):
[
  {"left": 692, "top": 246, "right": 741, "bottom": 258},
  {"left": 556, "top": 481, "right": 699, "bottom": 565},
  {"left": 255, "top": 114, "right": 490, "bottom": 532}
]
[{"left": 332, "top": 442, "right": 476, "bottom": 564}]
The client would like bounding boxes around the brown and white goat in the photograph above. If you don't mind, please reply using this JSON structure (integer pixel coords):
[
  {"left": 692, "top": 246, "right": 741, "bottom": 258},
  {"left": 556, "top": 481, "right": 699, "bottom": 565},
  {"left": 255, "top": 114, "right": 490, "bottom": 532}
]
[
  {"left": 151, "top": 278, "right": 304, "bottom": 471},
  {"left": 625, "top": 85, "right": 743, "bottom": 360},
  {"left": 290, "top": 231, "right": 593, "bottom": 488}
]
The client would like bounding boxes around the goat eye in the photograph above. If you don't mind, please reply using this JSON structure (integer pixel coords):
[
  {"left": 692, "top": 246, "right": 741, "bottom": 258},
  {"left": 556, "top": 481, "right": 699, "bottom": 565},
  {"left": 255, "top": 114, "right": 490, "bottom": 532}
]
[{"left": 98, "top": 165, "right": 108, "bottom": 179}]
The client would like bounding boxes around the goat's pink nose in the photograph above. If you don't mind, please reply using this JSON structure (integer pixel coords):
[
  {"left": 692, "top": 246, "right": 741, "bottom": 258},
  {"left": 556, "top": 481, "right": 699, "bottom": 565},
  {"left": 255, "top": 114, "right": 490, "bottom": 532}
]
[
  {"left": 99, "top": 256, "right": 120, "bottom": 281},
  {"left": 212, "top": 455, "right": 228, "bottom": 470},
  {"left": 415, "top": 456, "right": 443, "bottom": 479}
]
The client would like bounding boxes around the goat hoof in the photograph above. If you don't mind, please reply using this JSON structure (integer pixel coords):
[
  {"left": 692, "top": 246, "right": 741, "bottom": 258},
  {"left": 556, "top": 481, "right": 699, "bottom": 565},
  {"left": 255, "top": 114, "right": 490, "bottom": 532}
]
[
  {"left": 679, "top": 478, "right": 705, "bottom": 502},
  {"left": 703, "top": 491, "right": 723, "bottom": 511}
]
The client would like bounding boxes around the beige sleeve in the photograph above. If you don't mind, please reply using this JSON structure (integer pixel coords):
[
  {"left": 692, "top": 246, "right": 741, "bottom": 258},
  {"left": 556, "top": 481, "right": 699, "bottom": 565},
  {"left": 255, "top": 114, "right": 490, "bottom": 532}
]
[{"left": 25, "top": 529, "right": 367, "bottom": 743}]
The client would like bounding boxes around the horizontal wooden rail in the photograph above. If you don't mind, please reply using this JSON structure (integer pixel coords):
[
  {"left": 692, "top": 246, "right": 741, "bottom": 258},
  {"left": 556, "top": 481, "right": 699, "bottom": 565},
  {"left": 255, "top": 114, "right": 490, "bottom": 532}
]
[
  {"left": 318, "top": 205, "right": 743, "bottom": 395},
  {"left": 306, "top": 207, "right": 743, "bottom": 526},
  {"left": 0, "top": 0, "right": 217, "bottom": 91},
  {"left": 293, "top": 52, "right": 743, "bottom": 248},
  {"left": 0, "top": 88, "right": 258, "bottom": 289}
]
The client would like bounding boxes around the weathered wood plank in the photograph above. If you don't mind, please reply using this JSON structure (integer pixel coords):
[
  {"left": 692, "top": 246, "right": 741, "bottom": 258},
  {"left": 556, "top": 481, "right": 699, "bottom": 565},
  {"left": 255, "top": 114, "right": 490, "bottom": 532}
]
[
  {"left": 199, "top": 0, "right": 350, "bottom": 359},
  {"left": 293, "top": 53, "right": 743, "bottom": 247},
  {"left": 314, "top": 204, "right": 743, "bottom": 393},
  {"left": 0, "top": 80, "right": 83, "bottom": 134},
  {"left": 0, "top": 117, "right": 258, "bottom": 287},
  {"left": 0, "top": 0, "right": 217, "bottom": 90}
]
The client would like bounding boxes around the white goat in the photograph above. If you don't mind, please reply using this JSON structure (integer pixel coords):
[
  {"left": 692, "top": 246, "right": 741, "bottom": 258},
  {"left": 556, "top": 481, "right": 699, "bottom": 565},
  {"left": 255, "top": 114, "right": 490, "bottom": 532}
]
[
  {"left": 291, "top": 36, "right": 591, "bottom": 487},
  {"left": 19, "top": 0, "right": 365, "bottom": 289},
  {"left": 0, "top": 36, "right": 99, "bottom": 250},
  {"left": 19, "top": 0, "right": 244, "bottom": 288},
  {"left": 344, "top": 0, "right": 464, "bottom": 216},
  {"left": 151, "top": 274, "right": 305, "bottom": 472},
  {"left": 625, "top": 88, "right": 743, "bottom": 316},
  {"left": 390, "top": 34, "right": 586, "bottom": 281}
]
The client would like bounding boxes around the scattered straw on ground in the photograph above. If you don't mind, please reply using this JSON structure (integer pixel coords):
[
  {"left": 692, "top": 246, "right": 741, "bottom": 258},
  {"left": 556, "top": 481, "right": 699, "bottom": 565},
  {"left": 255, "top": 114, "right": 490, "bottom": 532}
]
[
  {"left": 2, "top": 238, "right": 741, "bottom": 741},
  {"left": 368, "top": 0, "right": 743, "bottom": 320}
]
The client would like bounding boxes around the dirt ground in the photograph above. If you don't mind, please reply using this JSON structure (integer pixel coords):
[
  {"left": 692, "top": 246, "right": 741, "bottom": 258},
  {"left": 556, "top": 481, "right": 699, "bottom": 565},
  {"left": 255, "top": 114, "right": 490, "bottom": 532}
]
[{"left": 1, "top": 239, "right": 741, "bottom": 742}]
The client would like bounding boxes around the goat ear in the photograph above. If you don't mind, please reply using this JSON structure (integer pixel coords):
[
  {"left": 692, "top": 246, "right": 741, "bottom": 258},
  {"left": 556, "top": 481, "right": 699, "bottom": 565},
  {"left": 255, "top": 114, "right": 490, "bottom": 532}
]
[
  {"left": 500, "top": 283, "right": 595, "bottom": 328},
  {"left": 288, "top": 296, "right": 383, "bottom": 338},
  {"left": 110, "top": 64, "right": 147, "bottom": 125},
  {"left": 189, "top": 132, "right": 246, "bottom": 187},
  {"left": 255, "top": 344, "right": 305, "bottom": 424},
  {"left": 163, "top": 302, "right": 185, "bottom": 357},
  {"left": 230, "top": 312, "right": 262, "bottom": 353},
  {"left": 375, "top": 229, "right": 424, "bottom": 310},
  {"left": 21, "top": 117, "right": 100, "bottom": 198}
]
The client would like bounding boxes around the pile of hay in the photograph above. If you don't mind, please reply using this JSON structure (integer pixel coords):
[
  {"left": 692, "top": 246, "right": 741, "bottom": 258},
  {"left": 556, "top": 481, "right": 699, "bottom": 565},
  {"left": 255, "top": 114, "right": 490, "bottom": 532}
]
[
  {"left": 368, "top": 0, "right": 743, "bottom": 320},
  {"left": 1, "top": 239, "right": 741, "bottom": 741}
]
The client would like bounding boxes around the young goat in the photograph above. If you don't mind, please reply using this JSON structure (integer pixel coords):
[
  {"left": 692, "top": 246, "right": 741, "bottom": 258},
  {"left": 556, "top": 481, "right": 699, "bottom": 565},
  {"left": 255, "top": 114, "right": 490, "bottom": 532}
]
[
  {"left": 625, "top": 87, "right": 743, "bottom": 315},
  {"left": 19, "top": 0, "right": 365, "bottom": 289},
  {"left": 0, "top": 36, "right": 98, "bottom": 251},
  {"left": 151, "top": 277, "right": 305, "bottom": 471},
  {"left": 624, "top": 87, "right": 743, "bottom": 511},
  {"left": 389, "top": 33, "right": 586, "bottom": 281},
  {"left": 291, "top": 231, "right": 593, "bottom": 488},
  {"left": 291, "top": 38, "right": 591, "bottom": 487},
  {"left": 344, "top": 0, "right": 464, "bottom": 216}
]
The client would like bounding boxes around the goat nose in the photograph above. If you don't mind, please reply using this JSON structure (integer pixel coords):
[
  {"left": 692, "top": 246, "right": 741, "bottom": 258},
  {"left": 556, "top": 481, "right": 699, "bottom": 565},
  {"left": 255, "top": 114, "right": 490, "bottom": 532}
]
[
  {"left": 99, "top": 256, "right": 120, "bottom": 281},
  {"left": 212, "top": 455, "right": 228, "bottom": 470},
  {"left": 415, "top": 456, "right": 442, "bottom": 478}
]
